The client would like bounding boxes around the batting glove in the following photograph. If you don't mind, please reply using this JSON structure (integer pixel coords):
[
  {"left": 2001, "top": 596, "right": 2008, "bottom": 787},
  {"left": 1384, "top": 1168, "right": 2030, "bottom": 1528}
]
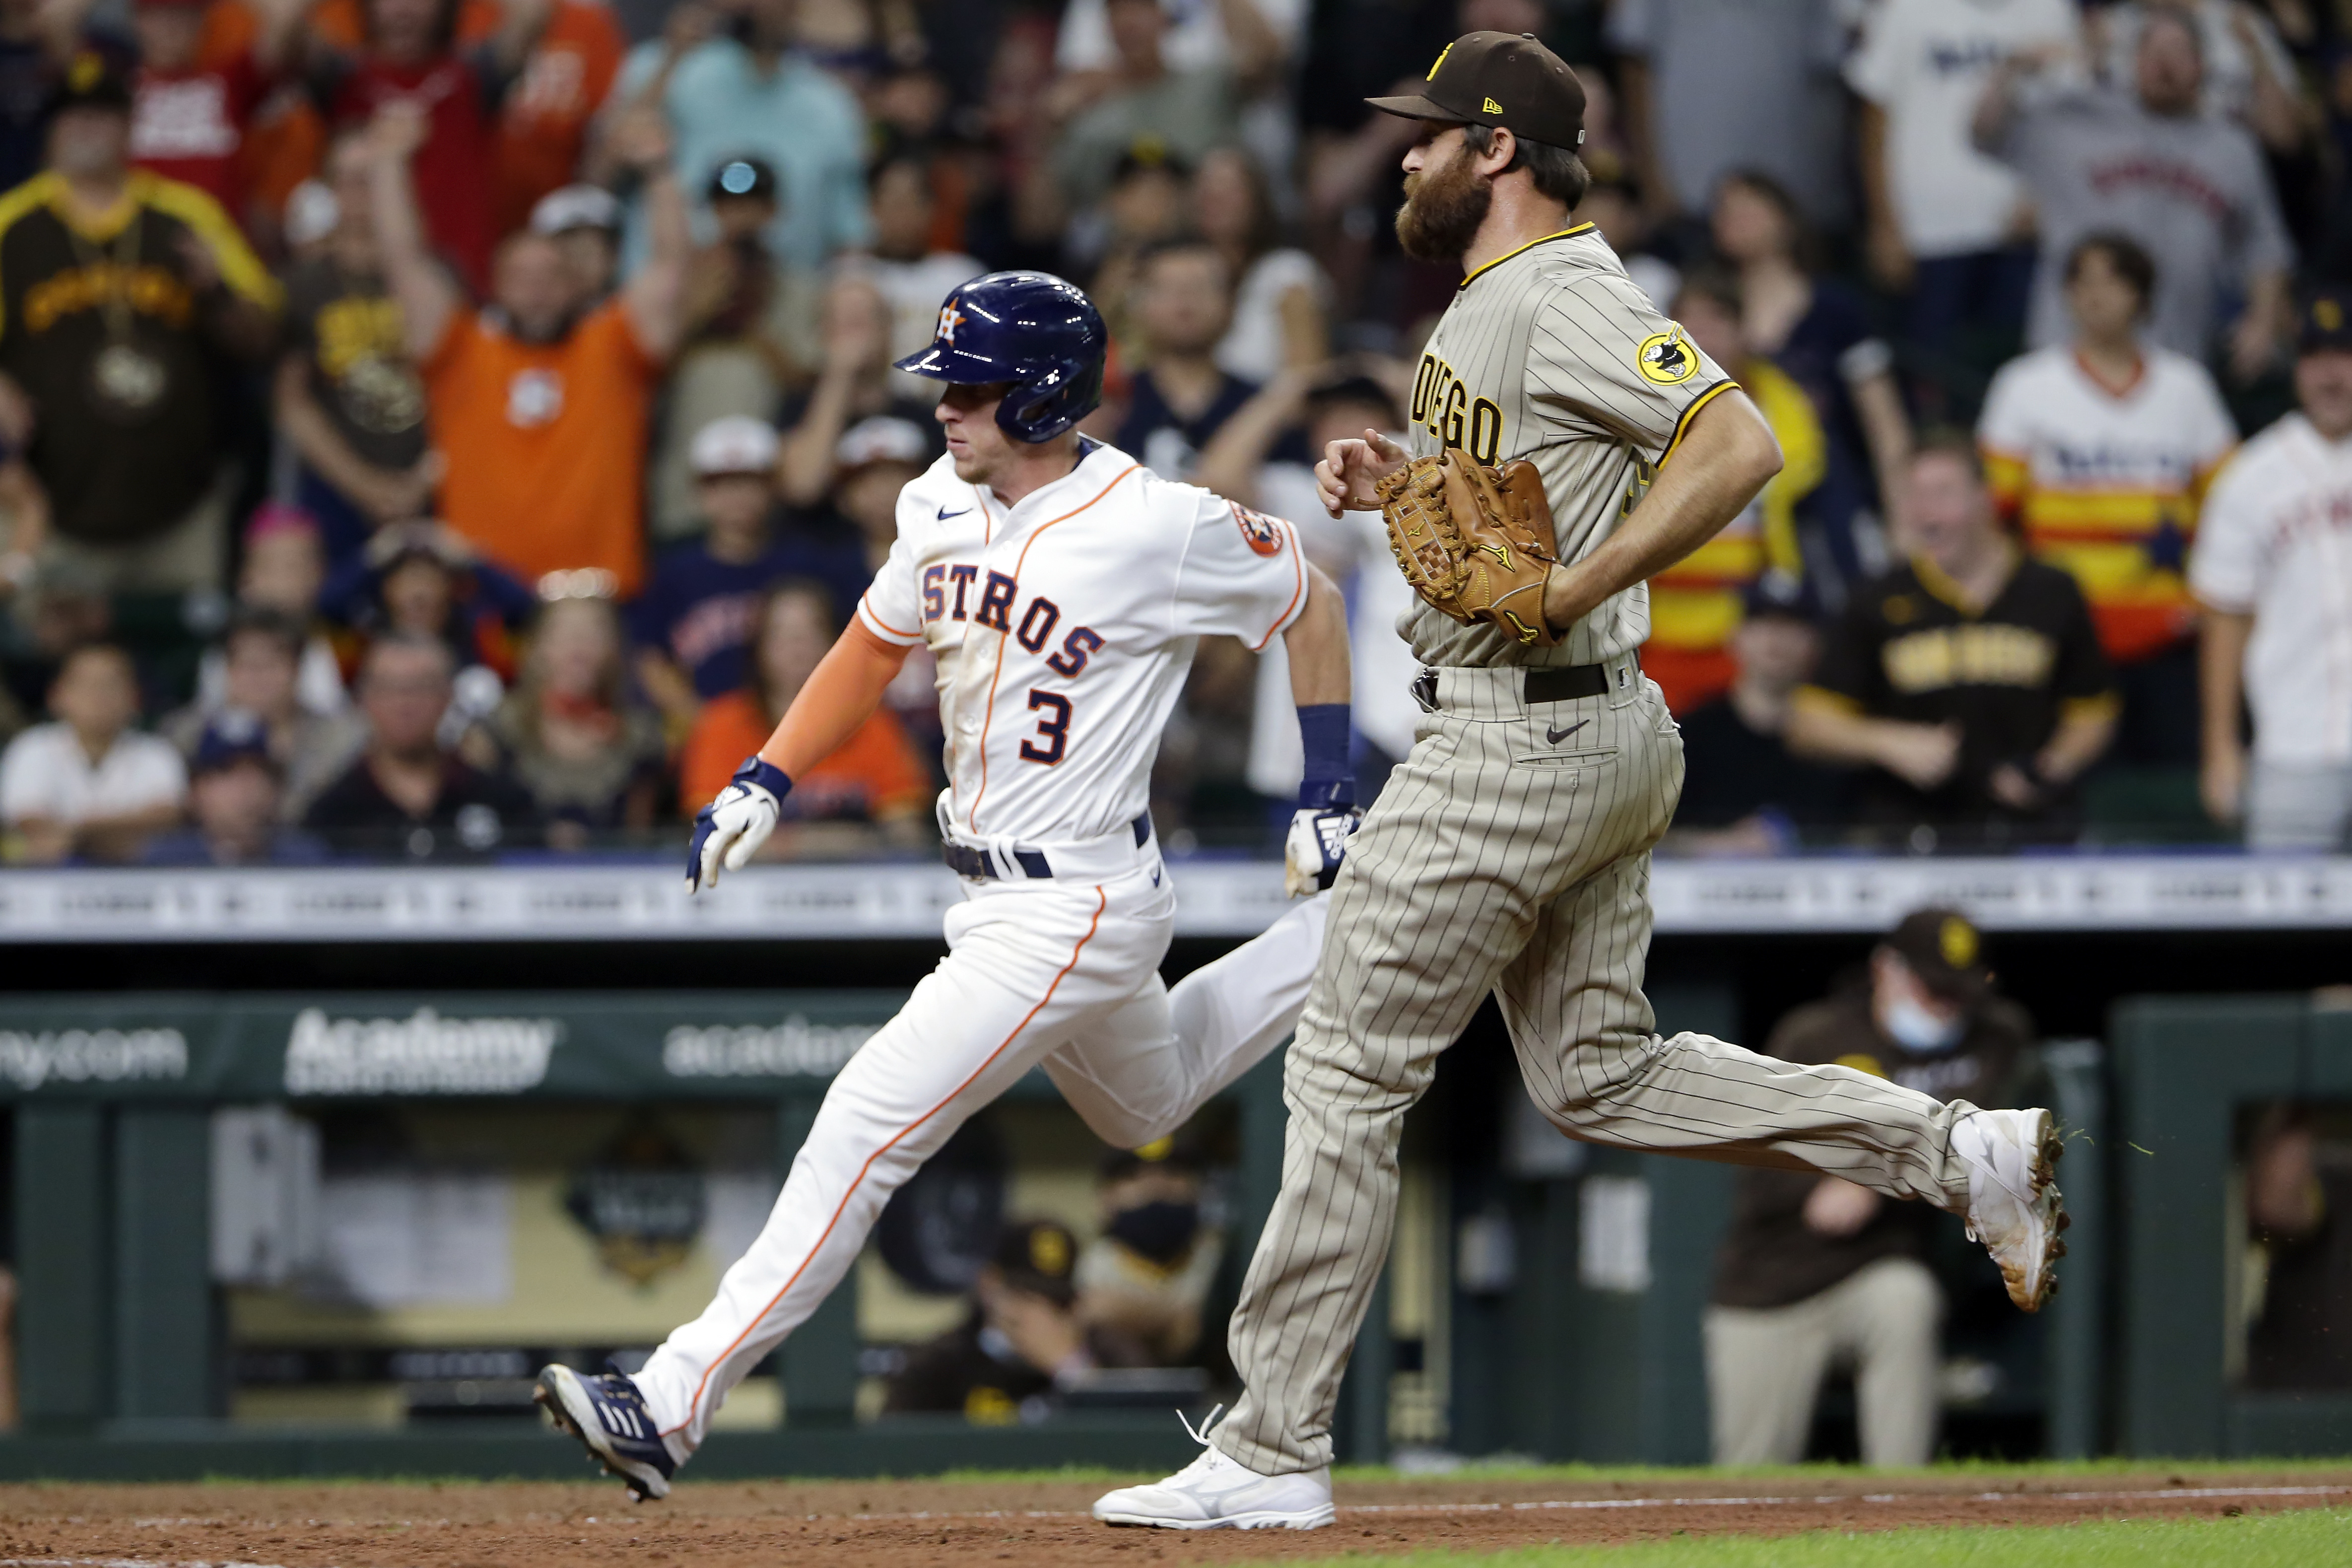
[
  {"left": 686, "top": 755, "right": 791, "bottom": 893},
  {"left": 1283, "top": 781, "right": 1358, "bottom": 897}
]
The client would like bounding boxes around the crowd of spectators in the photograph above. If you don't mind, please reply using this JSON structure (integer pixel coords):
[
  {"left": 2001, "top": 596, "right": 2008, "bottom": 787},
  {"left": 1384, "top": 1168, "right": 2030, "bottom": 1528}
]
[{"left": 2, "top": 0, "right": 2352, "bottom": 865}]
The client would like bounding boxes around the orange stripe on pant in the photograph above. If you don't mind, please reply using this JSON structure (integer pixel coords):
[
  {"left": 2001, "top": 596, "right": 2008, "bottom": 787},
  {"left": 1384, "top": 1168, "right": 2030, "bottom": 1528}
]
[{"left": 661, "top": 886, "right": 1110, "bottom": 1438}]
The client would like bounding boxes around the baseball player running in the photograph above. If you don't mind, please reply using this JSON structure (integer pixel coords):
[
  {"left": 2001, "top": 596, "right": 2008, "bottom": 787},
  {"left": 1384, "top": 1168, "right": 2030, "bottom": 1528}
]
[
  {"left": 536, "top": 271, "right": 1362, "bottom": 1500},
  {"left": 1096, "top": 33, "right": 2067, "bottom": 1532}
]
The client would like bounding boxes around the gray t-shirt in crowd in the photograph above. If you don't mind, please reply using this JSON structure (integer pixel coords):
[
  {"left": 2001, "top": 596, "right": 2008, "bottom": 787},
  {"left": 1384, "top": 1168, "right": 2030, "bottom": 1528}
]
[
  {"left": 1605, "top": 0, "right": 1852, "bottom": 228},
  {"left": 1995, "top": 85, "right": 2292, "bottom": 361}
]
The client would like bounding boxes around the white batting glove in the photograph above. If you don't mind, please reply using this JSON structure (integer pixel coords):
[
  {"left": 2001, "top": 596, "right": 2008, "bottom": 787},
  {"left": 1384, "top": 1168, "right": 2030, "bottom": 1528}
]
[
  {"left": 686, "top": 756, "right": 791, "bottom": 892},
  {"left": 1284, "top": 801, "right": 1358, "bottom": 897}
]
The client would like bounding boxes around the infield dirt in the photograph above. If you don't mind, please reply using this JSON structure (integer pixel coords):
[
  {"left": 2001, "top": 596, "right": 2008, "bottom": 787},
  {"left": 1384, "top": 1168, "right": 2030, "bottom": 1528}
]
[{"left": 0, "top": 1468, "right": 2347, "bottom": 1567}]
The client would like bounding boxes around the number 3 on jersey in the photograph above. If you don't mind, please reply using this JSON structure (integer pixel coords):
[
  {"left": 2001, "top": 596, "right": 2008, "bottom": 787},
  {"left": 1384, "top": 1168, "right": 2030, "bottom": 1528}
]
[{"left": 1021, "top": 690, "right": 1072, "bottom": 764}]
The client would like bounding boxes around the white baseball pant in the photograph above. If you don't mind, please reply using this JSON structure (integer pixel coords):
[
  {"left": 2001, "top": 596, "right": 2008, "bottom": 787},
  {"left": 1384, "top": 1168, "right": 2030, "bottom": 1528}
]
[{"left": 632, "top": 856, "right": 1330, "bottom": 1458}]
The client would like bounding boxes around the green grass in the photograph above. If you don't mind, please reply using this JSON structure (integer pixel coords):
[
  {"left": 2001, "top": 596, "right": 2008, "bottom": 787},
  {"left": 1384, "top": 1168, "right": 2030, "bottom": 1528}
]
[{"left": 1239, "top": 1509, "right": 2352, "bottom": 1568}]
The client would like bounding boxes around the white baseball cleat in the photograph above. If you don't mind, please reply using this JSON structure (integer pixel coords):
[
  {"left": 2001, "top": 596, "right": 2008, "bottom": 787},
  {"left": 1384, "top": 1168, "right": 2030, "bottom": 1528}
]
[
  {"left": 1092, "top": 1407, "right": 1335, "bottom": 1530},
  {"left": 1954, "top": 1107, "right": 2068, "bottom": 1312}
]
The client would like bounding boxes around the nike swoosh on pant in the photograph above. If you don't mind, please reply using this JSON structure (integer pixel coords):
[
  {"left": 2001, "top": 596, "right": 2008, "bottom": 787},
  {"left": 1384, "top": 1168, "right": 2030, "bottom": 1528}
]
[{"left": 1546, "top": 719, "right": 1589, "bottom": 745}]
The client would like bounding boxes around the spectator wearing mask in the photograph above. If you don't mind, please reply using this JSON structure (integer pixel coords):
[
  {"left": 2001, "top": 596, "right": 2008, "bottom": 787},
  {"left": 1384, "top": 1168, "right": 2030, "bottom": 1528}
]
[
  {"left": 1711, "top": 170, "right": 1911, "bottom": 606},
  {"left": 775, "top": 273, "right": 939, "bottom": 508},
  {"left": 303, "top": 629, "right": 535, "bottom": 858},
  {"left": 371, "top": 98, "right": 687, "bottom": 600},
  {"left": 1076, "top": 1140, "right": 1222, "bottom": 1368},
  {"left": 2192, "top": 291, "right": 2352, "bottom": 849},
  {"left": 1194, "top": 144, "right": 1328, "bottom": 383},
  {"left": 1845, "top": 0, "right": 2080, "bottom": 419},
  {"left": 528, "top": 180, "right": 621, "bottom": 306},
  {"left": 1608, "top": 0, "right": 1854, "bottom": 231},
  {"left": 0, "top": 640, "right": 184, "bottom": 862},
  {"left": 611, "top": 0, "right": 870, "bottom": 274},
  {"left": 142, "top": 712, "right": 328, "bottom": 863},
  {"left": 1644, "top": 266, "right": 1824, "bottom": 716},
  {"left": 677, "top": 577, "right": 929, "bottom": 856},
  {"left": 1976, "top": 9, "right": 2293, "bottom": 380},
  {"left": 1790, "top": 438, "right": 2118, "bottom": 843},
  {"left": 1668, "top": 583, "right": 1849, "bottom": 858},
  {"left": 856, "top": 153, "right": 982, "bottom": 394},
  {"left": 1111, "top": 239, "right": 1256, "bottom": 482},
  {"left": 302, "top": 0, "right": 554, "bottom": 293},
  {"left": 883, "top": 1220, "right": 1103, "bottom": 1421},
  {"left": 163, "top": 606, "right": 362, "bottom": 819},
  {"left": 485, "top": 595, "right": 663, "bottom": 849},
  {"left": 649, "top": 154, "right": 816, "bottom": 539},
  {"left": 1049, "top": 0, "right": 1238, "bottom": 218},
  {"left": 0, "top": 54, "right": 279, "bottom": 596},
  {"left": 2242, "top": 1101, "right": 2352, "bottom": 1390},
  {"left": 1979, "top": 233, "right": 2238, "bottom": 770},
  {"left": 1707, "top": 908, "right": 2032, "bottom": 1465},
  {"left": 275, "top": 130, "right": 434, "bottom": 571}
]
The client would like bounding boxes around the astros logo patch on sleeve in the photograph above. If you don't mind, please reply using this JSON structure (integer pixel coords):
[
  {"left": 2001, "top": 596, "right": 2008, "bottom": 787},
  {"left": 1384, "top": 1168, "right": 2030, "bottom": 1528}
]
[
  {"left": 1233, "top": 505, "right": 1286, "bottom": 556},
  {"left": 1637, "top": 328, "right": 1698, "bottom": 387}
]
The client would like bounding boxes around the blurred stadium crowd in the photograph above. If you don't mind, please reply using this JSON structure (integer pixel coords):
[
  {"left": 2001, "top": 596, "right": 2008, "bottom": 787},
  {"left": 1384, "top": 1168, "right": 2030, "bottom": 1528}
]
[{"left": 0, "top": 0, "right": 2349, "bottom": 865}]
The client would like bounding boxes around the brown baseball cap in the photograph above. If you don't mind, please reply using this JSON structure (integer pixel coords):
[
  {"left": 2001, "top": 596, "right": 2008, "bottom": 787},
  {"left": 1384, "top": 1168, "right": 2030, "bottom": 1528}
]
[
  {"left": 1366, "top": 31, "right": 1587, "bottom": 153},
  {"left": 1882, "top": 907, "right": 1992, "bottom": 1005}
]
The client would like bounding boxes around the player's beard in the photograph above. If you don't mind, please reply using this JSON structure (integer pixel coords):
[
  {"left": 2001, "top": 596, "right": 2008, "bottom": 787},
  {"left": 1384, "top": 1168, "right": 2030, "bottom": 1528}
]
[{"left": 1395, "top": 151, "right": 1491, "bottom": 264}]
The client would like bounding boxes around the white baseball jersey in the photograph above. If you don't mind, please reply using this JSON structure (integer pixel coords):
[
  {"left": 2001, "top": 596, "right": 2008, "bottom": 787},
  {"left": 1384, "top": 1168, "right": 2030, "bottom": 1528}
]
[
  {"left": 854, "top": 437, "right": 1308, "bottom": 845},
  {"left": 2189, "top": 412, "right": 2352, "bottom": 766}
]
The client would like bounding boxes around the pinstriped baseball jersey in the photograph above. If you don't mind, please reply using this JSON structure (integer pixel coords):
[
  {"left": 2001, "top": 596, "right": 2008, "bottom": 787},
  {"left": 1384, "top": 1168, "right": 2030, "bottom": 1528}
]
[{"left": 1405, "top": 223, "right": 1736, "bottom": 669}]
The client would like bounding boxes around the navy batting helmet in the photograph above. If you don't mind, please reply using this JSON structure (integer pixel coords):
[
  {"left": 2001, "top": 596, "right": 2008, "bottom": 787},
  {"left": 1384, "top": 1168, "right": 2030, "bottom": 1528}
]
[{"left": 894, "top": 272, "right": 1107, "bottom": 443}]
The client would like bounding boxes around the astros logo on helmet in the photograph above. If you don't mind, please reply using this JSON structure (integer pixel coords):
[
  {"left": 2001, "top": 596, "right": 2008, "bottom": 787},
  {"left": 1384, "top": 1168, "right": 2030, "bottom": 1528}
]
[{"left": 896, "top": 272, "right": 1109, "bottom": 444}]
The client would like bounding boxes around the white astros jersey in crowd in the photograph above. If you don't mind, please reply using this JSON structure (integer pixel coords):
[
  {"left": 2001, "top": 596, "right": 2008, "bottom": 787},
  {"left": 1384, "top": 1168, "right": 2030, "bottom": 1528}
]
[{"left": 856, "top": 435, "right": 1309, "bottom": 846}]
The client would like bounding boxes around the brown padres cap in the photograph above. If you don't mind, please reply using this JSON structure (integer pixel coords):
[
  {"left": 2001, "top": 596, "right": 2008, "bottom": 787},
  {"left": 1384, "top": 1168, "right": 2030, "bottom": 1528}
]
[
  {"left": 1882, "top": 907, "right": 1992, "bottom": 1006},
  {"left": 1366, "top": 31, "right": 1586, "bottom": 153}
]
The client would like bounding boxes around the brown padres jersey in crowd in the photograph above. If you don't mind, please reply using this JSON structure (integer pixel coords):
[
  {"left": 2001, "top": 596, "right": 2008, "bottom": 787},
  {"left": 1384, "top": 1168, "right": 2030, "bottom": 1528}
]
[
  {"left": 0, "top": 170, "right": 277, "bottom": 545},
  {"left": 1403, "top": 223, "right": 1735, "bottom": 670}
]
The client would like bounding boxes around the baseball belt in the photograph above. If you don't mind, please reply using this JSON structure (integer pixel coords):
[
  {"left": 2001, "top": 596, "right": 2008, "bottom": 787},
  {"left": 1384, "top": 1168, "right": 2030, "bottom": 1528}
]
[
  {"left": 1411, "top": 657, "right": 1627, "bottom": 713},
  {"left": 942, "top": 812, "right": 1153, "bottom": 881}
]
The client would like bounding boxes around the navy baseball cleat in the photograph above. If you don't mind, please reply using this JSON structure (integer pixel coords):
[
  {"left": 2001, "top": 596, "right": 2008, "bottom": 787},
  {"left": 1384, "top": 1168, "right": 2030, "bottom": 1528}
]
[{"left": 535, "top": 1362, "right": 676, "bottom": 1500}]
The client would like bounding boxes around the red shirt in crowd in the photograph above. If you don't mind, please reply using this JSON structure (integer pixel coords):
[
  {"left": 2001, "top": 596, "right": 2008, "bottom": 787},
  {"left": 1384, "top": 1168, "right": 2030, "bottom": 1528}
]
[
  {"left": 320, "top": 52, "right": 500, "bottom": 292},
  {"left": 129, "top": 52, "right": 269, "bottom": 213}
]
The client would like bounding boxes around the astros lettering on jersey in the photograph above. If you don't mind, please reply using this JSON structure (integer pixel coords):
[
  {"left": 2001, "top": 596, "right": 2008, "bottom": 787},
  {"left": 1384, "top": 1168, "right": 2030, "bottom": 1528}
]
[{"left": 855, "top": 436, "right": 1308, "bottom": 846}]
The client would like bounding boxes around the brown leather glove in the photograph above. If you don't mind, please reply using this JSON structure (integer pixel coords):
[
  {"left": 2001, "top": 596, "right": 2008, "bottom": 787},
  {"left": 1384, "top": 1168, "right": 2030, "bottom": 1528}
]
[{"left": 1378, "top": 450, "right": 1562, "bottom": 648}]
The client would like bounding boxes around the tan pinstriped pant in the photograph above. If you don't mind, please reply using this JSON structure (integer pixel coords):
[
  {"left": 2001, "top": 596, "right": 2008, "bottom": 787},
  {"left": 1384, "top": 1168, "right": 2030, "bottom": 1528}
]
[{"left": 1216, "top": 660, "right": 1978, "bottom": 1476}]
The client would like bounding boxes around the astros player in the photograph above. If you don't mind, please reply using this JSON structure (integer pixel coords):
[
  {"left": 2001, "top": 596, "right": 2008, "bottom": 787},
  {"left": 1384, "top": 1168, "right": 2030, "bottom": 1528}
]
[
  {"left": 1096, "top": 33, "right": 2067, "bottom": 1531},
  {"left": 536, "top": 272, "right": 1360, "bottom": 1499}
]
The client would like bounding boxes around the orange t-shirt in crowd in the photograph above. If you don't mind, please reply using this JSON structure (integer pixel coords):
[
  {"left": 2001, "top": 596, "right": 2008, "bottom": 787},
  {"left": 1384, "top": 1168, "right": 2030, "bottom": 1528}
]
[
  {"left": 423, "top": 297, "right": 656, "bottom": 595},
  {"left": 680, "top": 691, "right": 933, "bottom": 823},
  {"left": 306, "top": 0, "right": 622, "bottom": 235}
]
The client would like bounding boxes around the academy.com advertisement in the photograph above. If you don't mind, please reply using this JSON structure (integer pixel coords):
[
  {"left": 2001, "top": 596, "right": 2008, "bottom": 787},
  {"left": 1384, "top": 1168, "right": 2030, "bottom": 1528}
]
[{"left": 0, "top": 992, "right": 900, "bottom": 1100}]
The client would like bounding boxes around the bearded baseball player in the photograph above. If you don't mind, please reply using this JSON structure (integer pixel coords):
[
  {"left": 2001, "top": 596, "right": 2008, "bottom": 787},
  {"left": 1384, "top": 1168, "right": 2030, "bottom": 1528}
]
[
  {"left": 1095, "top": 33, "right": 2068, "bottom": 1532},
  {"left": 535, "top": 271, "right": 1361, "bottom": 1500}
]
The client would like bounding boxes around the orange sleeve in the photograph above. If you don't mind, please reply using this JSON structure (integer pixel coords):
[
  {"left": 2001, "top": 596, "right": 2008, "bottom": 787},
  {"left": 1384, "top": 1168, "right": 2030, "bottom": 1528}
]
[
  {"left": 757, "top": 621, "right": 913, "bottom": 779},
  {"left": 678, "top": 694, "right": 770, "bottom": 818}
]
